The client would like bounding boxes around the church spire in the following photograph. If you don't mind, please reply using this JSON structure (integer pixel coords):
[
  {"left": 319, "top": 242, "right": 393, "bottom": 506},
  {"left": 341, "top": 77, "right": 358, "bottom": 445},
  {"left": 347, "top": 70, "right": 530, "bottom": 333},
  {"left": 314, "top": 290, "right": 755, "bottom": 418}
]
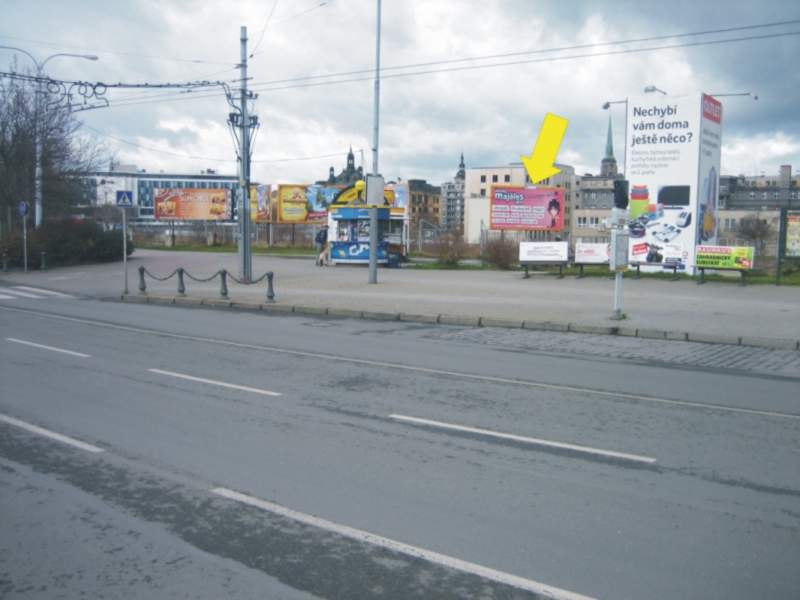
[
  {"left": 456, "top": 151, "right": 465, "bottom": 180},
  {"left": 604, "top": 116, "right": 615, "bottom": 160}
]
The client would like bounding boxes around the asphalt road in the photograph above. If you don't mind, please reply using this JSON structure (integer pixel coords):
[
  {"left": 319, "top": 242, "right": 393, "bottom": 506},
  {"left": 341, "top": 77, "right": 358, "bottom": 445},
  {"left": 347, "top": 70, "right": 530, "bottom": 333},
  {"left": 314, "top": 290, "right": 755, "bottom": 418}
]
[{"left": 1, "top": 294, "right": 798, "bottom": 599}]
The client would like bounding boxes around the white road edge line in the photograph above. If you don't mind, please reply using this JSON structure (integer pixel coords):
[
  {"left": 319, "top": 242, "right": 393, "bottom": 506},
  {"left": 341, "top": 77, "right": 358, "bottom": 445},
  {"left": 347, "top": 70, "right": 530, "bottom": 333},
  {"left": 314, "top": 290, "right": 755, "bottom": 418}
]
[
  {"left": 7, "top": 338, "right": 90, "bottom": 358},
  {"left": 0, "top": 414, "right": 104, "bottom": 453},
  {"left": 1, "top": 289, "right": 42, "bottom": 298},
  {"left": 3, "top": 307, "right": 798, "bottom": 421},
  {"left": 212, "top": 487, "right": 596, "bottom": 600},
  {"left": 149, "top": 369, "right": 281, "bottom": 396},
  {"left": 391, "top": 414, "right": 656, "bottom": 463},
  {"left": 13, "top": 286, "right": 73, "bottom": 297}
]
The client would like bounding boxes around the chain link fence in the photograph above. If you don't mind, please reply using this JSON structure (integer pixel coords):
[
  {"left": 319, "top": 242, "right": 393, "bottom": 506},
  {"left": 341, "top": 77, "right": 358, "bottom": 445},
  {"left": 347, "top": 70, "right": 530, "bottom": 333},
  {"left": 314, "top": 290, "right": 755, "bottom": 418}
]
[{"left": 131, "top": 221, "right": 322, "bottom": 249}]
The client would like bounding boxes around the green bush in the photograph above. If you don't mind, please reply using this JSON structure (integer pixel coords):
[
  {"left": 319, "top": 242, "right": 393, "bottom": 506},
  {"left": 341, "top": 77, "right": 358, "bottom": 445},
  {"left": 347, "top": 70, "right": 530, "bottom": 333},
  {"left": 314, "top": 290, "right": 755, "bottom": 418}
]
[{"left": 0, "top": 219, "right": 133, "bottom": 268}]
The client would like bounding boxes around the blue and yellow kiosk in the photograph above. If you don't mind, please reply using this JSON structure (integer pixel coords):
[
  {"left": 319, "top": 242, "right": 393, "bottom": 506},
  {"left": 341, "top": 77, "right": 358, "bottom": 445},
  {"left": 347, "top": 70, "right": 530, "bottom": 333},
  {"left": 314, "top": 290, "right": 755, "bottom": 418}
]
[{"left": 328, "top": 180, "right": 406, "bottom": 266}]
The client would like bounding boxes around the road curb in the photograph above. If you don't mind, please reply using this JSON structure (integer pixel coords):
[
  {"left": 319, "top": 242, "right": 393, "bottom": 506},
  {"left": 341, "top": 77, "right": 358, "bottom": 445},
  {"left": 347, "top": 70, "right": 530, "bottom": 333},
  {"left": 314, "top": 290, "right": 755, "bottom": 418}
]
[{"left": 112, "top": 294, "right": 800, "bottom": 351}]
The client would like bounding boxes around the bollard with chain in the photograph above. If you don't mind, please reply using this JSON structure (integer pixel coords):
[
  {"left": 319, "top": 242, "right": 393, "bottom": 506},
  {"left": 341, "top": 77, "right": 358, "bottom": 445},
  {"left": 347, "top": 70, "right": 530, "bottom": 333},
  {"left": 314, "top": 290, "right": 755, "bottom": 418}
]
[
  {"left": 138, "top": 266, "right": 147, "bottom": 294},
  {"left": 266, "top": 271, "right": 275, "bottom": 302},
  {"left": 1, "top": 253, "right": 7, "bottom": 273},
  {"left": 176, "top": 267, "right": 186, "bottom": 296},
  {"left": 40, "top": 252, "right": 46, "bottom": 272},
  {"left": 219, "top": 269, "right": 228, "bottom": 298}
]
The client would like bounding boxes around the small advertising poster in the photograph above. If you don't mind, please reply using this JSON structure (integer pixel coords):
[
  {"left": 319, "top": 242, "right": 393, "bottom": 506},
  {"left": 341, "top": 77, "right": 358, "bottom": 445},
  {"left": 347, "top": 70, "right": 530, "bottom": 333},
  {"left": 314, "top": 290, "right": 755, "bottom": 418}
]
[
  {"left": 785, "top": 210, "right": 800, "bottom": 257},
  {"left": 575, "top": 243, "right": 610, "bottom": 264},
  {"left": 250, "top": 184, "right": 272, "bottom": 222},
  {"left": 662, "top": 243, "right": 686, "bottom": 265},
  {"left": 277, "top": 184, "right": 338, "bottom": 224},
  {"left": 154, "top": 188, "right": 231, "bottom": 221},
  {"left": 387, "top": 184, "right": 408, "bottom": 209},
  {"left": 695, "top": 245, "right": 754, "bottom": 269},
  {"left": 490, "top": 186, "right": 565, "bottom": 231},
  {"left": 630, "top": 241, "right": 686, "bottom": 265},
  {"left": 519, "top": 241, "right": 569, "bottom": 262}
]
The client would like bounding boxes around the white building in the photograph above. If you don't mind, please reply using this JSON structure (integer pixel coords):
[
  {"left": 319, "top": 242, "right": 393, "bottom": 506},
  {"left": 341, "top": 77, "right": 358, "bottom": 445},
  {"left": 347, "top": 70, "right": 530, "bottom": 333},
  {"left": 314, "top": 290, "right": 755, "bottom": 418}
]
[
  {"left": 86, "top": 163, "right": 239, "bottom": 221},
  {"left": 440, "top": 154, "right": 466, "bottom": 230}
]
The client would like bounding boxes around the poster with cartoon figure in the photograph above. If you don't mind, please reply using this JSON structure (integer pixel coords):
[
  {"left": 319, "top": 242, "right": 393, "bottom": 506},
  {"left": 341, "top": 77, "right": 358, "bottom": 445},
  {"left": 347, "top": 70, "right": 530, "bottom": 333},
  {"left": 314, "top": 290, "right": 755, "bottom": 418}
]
[{"left": 489, "top": 186, "right": 564, "bottom": 231}]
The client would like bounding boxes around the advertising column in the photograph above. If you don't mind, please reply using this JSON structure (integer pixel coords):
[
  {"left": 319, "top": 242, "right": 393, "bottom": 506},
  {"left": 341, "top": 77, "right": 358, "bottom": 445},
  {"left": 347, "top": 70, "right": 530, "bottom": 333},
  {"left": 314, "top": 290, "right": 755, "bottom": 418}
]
[{"left": 625, "top": 93, "right": 722, "bottom": 272}]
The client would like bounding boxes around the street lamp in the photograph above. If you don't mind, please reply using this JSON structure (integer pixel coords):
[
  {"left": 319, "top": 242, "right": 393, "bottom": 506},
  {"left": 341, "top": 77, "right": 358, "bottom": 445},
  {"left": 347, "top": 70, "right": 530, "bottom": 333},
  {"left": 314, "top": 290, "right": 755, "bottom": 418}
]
[
  {"left": 602, "top": 99, "right": 628, "bottom": 176},
  {"left": 709, "top": 92, "right": 758, "bottom": 100},
  {"left": 0, "top": 46, "right": 98, "bottom": 228},
  {"left": 644, "top": 85, "right": 667, "bottom": 94}
]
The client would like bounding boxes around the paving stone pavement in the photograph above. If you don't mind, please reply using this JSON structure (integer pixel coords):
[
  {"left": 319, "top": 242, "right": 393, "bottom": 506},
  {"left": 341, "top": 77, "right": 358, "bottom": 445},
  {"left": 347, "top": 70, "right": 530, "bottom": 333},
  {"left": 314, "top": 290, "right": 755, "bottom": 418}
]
[
  {"left": 423, "top": 327, "right": 800, "bottom": 378},
  {"left": 2, "top": 249, "right": 798, "bottom": 346}
]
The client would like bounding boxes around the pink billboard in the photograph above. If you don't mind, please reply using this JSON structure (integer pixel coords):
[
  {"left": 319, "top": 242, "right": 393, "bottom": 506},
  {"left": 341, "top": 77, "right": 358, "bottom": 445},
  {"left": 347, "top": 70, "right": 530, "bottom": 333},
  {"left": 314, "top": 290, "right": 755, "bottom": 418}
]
[{"left": 490, "top": 186, "right": 564, "bottom": 231}]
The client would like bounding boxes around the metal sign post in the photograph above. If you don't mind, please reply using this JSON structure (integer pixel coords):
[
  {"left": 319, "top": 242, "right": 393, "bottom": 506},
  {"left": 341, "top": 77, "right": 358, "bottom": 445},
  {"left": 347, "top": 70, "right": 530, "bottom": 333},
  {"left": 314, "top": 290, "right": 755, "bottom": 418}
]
[
  {"left": 116, "top": 191, "right": 133, "bottom": 294},
  {"left": 610, "top": 228, "right": 630, "bottom": 320},
  {"left": 19, "top": 201, "right": 28, "bottom": 273}
]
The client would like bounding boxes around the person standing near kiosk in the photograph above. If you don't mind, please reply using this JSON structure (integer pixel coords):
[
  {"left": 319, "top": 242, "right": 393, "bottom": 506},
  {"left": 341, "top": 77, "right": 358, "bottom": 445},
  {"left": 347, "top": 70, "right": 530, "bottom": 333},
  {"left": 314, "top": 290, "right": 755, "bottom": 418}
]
[{"left": 315, "top": 224, "right": 329, "bottom": 266}]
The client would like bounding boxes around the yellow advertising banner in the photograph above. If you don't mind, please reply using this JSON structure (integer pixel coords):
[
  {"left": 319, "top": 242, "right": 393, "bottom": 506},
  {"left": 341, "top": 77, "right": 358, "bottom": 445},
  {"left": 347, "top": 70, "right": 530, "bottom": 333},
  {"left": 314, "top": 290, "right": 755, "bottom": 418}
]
[
  {"left": 277, "top": 184, "right": 339, "bottom": 224},
  {"left": 154, "top": 188, "right": 231, "bottom": 221},
  {"left": 331, "top": 183, "right": 396, "bottom": 206}
]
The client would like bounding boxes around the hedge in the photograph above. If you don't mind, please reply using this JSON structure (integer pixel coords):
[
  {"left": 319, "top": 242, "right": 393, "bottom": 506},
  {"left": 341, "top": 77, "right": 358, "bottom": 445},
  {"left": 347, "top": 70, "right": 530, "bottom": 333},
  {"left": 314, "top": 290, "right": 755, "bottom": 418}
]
[{"left": 0, "top": 219, "right": 133, "bottom": 268}]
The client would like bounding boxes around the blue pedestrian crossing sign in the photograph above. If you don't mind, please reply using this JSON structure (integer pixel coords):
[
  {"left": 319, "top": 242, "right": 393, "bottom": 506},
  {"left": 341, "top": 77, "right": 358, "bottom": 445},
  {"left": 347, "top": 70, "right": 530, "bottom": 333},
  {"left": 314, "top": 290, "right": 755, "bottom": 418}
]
[{"left": 116, "top": 191, "right": 133, "bottom": 207}]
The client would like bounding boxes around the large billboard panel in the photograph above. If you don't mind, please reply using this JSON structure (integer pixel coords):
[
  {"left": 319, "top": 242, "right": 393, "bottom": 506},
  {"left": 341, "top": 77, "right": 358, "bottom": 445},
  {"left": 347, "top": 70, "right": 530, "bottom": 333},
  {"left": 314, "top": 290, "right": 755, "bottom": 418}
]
[
  {"left": 250, "top": 184, "right": 272, "bottom": 222},
  {"left": 490, "top": 186, "right": 564, "bottom": 231},
  {"left": 783, "top": 210, "right": 800, "bottom": 257},
  {"left": 625, "top": 93, "right": 722, "bottom": 270},
  {"left": 154, "top": 188, "right": 231, "bottom": 220},
  {"left": 277, "top": 184, "right": 338, "bottom": 224}
]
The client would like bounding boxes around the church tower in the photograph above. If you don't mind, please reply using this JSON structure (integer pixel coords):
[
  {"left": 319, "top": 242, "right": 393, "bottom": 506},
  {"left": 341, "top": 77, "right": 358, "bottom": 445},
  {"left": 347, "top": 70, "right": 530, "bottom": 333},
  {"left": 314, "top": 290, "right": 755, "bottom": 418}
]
[
  {"left": 600, "top": 116, "right": 618, "bottom": 177},
  {"left": 455, "top": 152, "right": 466, "bottom": 181}
]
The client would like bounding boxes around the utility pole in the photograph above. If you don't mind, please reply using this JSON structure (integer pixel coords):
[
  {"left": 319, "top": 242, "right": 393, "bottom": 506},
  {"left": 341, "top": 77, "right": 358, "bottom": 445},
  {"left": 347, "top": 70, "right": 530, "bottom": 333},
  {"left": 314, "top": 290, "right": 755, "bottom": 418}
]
[
  {"left": 372, "top": 0, "right": 381, "bottom": 179},
  {"left": 237, "top": 26, "right": 252, "bottom": 283},
  {"left": 35, "top": 68, "right": 43, "bottom": 228},
  {"left": 367, "top": 0, "right": 382, "bottom": 284}
]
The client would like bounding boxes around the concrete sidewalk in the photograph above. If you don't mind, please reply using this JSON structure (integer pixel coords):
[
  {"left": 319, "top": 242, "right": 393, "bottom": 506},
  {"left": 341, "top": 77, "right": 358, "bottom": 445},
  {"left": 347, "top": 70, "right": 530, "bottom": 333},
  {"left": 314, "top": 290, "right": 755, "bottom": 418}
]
[{"left": 1, "top": 249, "right": 798, "bottom": 349}]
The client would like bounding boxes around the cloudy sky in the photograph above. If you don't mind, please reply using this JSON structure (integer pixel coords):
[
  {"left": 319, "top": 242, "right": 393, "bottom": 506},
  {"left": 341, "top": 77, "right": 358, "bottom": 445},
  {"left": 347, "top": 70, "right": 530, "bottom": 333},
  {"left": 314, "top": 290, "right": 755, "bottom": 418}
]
[{"left": 2, "top": 0, "right": 799, "bottom": 185}]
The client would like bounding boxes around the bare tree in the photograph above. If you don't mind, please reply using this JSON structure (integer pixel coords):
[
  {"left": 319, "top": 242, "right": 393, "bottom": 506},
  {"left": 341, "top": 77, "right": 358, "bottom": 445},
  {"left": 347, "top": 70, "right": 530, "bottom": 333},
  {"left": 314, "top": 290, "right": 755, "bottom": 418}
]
[
  {"left": 735, "top": 211, "right": 777, "bottom": 259},
  {"left": 0, "top": 63, "right": 107, "bottom": 233},
  {"left": 429, "top": 225, "right": 470, "bottom": 267}
]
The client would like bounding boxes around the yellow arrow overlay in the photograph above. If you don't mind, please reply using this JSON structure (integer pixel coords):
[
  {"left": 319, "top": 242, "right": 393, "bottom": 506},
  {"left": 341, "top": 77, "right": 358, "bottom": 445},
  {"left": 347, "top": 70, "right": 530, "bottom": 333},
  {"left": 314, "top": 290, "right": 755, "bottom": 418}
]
[{"left": 520, "top": 113, "right": 569, "bottom": 185}]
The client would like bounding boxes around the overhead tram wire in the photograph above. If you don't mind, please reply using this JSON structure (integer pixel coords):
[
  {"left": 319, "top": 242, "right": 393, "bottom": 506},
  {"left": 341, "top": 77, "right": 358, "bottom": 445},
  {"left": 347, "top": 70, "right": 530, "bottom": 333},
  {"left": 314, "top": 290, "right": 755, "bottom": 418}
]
[
  {"left": 81, "top": 125, "right": 234, "bottom": 162},
  {"left": 246, "top": 28, "right": 800, "bottom": 93},
  {"left": 81, "top": 124, "right": 358, "bottom": 165},
  {"left": 247, "top": 18, "right": 800, "bottom": 88},
  {"left": 0, "top": 33, "right": 235, "bottom": 65},
  {"left": 42, "top": 26, "right": 800, "bottom": 111},
  {"left": 250, "top": 0, "right": 280, "bottom": 58},
  {"left": 107, "top": 67, "right": 239, "bottom": 101}
]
